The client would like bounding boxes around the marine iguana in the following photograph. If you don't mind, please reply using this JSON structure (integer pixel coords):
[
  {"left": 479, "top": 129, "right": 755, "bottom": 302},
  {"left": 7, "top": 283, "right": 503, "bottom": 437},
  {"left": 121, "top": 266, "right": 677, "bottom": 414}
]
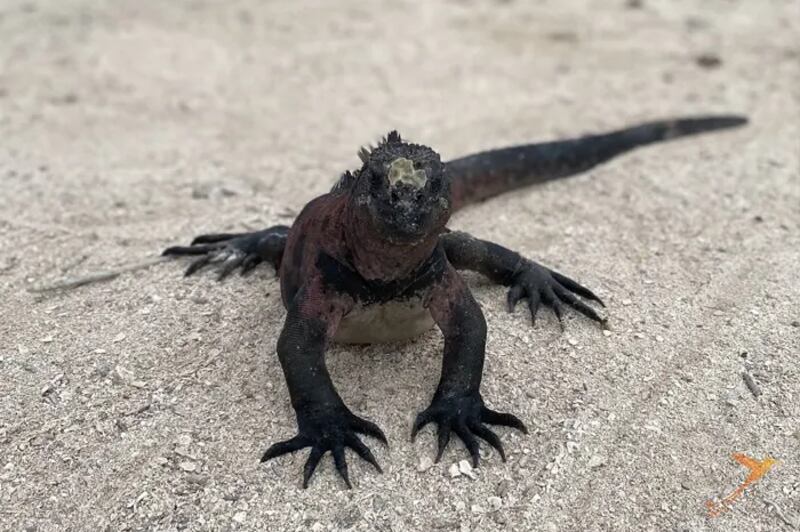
[{"left": 163, "top": 115, "right": 747, "bottom": 488}]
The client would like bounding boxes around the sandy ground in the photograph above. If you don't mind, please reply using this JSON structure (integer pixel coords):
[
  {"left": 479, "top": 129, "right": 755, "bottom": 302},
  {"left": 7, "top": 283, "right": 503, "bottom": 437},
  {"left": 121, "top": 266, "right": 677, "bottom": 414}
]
[{"left": 1, "top": 0, "right": 798, "bottom": 531}]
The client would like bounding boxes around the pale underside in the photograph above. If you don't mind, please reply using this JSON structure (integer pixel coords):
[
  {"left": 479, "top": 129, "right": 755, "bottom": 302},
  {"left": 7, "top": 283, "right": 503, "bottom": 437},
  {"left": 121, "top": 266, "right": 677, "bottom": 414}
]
[{"left": 333, "top": 297, "right": 435, "bottom": 344}]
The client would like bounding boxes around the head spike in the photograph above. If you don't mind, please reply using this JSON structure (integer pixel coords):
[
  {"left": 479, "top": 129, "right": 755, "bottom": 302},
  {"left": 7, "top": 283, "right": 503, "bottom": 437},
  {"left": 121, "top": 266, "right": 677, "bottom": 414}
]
[
  {"left": 357, "top": 146, "right": 371, "bottom": 164},
  {"left": 386, "top": 131, "right": 402, "bottom": 144}
]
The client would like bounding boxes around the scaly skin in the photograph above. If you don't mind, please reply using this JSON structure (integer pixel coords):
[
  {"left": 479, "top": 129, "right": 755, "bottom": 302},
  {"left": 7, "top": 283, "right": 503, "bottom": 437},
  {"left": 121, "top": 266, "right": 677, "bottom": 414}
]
[{"left": 163, "top": 115, "right": 747, "bottom": 488}]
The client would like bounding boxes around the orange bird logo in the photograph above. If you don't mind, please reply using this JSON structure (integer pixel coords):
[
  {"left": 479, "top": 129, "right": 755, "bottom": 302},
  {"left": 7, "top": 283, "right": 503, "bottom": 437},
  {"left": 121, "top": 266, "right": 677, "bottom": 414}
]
[{"left": 706, "top": 453, "right": 777, "bottom": 517}]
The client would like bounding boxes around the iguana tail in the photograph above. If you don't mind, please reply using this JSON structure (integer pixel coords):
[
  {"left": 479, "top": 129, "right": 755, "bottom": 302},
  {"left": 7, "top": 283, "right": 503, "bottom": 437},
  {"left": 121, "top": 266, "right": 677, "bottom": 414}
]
[{"left": 446, "top": 115, "right": 748, "bottom": 211}]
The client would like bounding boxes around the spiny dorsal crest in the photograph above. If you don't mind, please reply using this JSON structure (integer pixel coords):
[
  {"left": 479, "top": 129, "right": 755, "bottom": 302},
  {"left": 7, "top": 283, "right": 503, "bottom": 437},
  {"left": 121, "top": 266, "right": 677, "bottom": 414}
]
[
  {"left": 386, "top": 130, "right": 402, "bottom": 144},
  {"left": 357, "top": 130, "right": 404, "bottom": 163},
  {"left": 357, "top": 146, "right": 373, "bottom": 164}
]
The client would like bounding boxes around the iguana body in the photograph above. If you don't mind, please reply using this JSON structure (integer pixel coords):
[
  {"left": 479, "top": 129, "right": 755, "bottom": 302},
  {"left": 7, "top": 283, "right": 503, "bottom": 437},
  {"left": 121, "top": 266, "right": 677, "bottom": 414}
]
[{"left": 163, "top": 115, "right": 746, "bottom": 488}]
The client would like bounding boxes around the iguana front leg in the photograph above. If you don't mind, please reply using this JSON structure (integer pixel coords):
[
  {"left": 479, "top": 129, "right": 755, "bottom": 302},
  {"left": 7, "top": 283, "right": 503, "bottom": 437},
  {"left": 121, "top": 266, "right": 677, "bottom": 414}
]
[
  {"left": 440, "top": 231, "right": 605, "bottom": 327},
  {"left": 412, "top": 264, "right": 527, "bottom": 466},
  {"left": 260, "top": 281, "right": 386, "bottom": 489},
  {"left": 162, "top": 225, "right": 290, "bottom": 279}
]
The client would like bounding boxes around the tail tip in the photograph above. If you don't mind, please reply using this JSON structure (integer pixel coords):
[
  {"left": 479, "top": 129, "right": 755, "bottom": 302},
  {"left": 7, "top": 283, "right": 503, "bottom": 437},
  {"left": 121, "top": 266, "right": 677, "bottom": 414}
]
[
  {"left": 719, "top": 114, "right": 749, "bottom": 127},
  {"left": 668, "top": 114, "right": 749, "bottom": 137}
]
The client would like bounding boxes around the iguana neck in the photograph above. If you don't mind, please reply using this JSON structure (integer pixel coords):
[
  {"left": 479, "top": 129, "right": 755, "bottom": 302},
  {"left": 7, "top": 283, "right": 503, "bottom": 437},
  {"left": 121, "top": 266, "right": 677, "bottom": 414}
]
[{"left": 343, "top": 203, "right": 440, "bottom": 282}]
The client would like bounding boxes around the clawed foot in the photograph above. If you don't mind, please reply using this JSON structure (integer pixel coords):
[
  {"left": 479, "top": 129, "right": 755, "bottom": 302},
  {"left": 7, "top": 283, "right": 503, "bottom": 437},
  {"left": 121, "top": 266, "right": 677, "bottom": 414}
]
[
  {"left": 162, "top": 226, "right": 288, "bottom": 280},
  {"left": 261, "top": 405, "right": 387, "bottom": 489},
  {"left": 507, "top": 260, "right": 606, "bottom": 327},
  {"left": 412, "top": 393, "right": 527, "bottom": 466}
]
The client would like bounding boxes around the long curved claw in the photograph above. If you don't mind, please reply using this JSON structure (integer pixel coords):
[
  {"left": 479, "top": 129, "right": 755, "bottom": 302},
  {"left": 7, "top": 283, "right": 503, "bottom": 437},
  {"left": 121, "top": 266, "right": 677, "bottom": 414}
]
[
  {"left": 542, "top": 286, "right": 565, "bottom": 330},
  {"left": 550, "top": 270, "right": 605, "bottom": 307},
  {"left": 435, "top": 426, "right": 451, "bottom": 462},
  {"left": 553, "top": 285, "right": 605, "bottom": 323},
  {"left": 345, "top": 433, "right": 382, "bottom": 473},
  {"left": 185, "top": 254, "right": 213, "bottom": 276},
  {"left": 481, "top": 408, "right": 528, "bottom": 434},
  {"left": 191, "top": 233, "right": 242, "bottom": 245},
  {"left": 260, "top": 435, "right": 308, "bottom": 462},
  {"left": 507, "top": 284, "right": 524, "bottom": 312},
  {"left": 163, "top": 244, "right": 218, "bottom": 256},
  {"left": 411, "top": 411, "right": 432, "bottom": 441},
  {"left": 332, "top": 446, "right": 352, "bottom": 489},
  {"left": 453, "top": 421, "right": 481, "bottom": 468},
  {"left": 240, "top": 254, "right": 262, "bottom": 275},
  {"left": 302, "top": 447, "right": 324, "bottom": 489},
  {"left": 217, "top": 253, "right": 246, "bottom": 281},
  {"left": 470, "top": 423, "right": 506, "bottom": 461},
  {"left": 526, "top": 291, "right": 541, "bottom": 325},
  {"left": 353, "top": 416, "right": 388, "bottom": 444}
]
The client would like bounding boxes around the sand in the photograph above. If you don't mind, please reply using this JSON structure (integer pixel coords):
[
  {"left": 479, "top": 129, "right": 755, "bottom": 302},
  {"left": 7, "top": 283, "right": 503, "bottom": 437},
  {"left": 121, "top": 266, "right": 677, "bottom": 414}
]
[{"left": 1, "top": 1, "right": 798, "bottom": 531}]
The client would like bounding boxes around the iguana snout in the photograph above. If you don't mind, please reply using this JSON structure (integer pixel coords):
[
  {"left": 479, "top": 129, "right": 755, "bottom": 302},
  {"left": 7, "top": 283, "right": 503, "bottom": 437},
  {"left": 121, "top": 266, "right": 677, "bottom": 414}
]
[{"left": 387, "top": 157, "right": 427, "bottom": 189}]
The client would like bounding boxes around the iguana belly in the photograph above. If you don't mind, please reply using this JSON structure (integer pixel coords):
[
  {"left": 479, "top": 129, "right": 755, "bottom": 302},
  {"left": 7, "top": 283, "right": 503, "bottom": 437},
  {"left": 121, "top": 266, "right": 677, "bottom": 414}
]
[{"left": 334, "top": 297, "right": 435, "bottom": 344}]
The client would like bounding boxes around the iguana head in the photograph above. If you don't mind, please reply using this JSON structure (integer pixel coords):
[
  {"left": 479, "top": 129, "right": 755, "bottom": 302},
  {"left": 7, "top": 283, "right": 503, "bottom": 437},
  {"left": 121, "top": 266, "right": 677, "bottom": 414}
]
[{"left": 349, "top": 131, "right": 451, "bottom": 244}]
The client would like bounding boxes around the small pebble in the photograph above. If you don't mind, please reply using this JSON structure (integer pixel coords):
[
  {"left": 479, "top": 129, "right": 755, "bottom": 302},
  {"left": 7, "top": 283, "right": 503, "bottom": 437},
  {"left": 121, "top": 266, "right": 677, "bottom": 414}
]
[
  {"left": 621, "top": 299, "right": 632, "bottom": 306},
  {"left": 588, "top": 455, "right": 606, "bottom": 469},
  {"left": 488, "top": 496, "right": 502, "bottom": 511},
  {"left": 496, "top": 480, "right": 511, "bottom": 497},
  {"left": 179, "top": 461, "right": 197, "bottom": 472},
  {"left": 471, "top": 505, "right": 484, "bottom": 515},
  {"left": 417, "top": 456, "right": 434, "bottom": 472},
  {"left": 695, "top": 53, "right": 722, "bottom": 69},
  {"left": 185, "top": 473, "right": 207, "bottom": 486},
  {"left": 458, "top": 460, "right": 476, "bottom": 479},
  {"left": 233, "top": 511, "right": 246, "bottom": 524},
  {"left": 449, "top": 464, "right": 461, "bottom": 478}
]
